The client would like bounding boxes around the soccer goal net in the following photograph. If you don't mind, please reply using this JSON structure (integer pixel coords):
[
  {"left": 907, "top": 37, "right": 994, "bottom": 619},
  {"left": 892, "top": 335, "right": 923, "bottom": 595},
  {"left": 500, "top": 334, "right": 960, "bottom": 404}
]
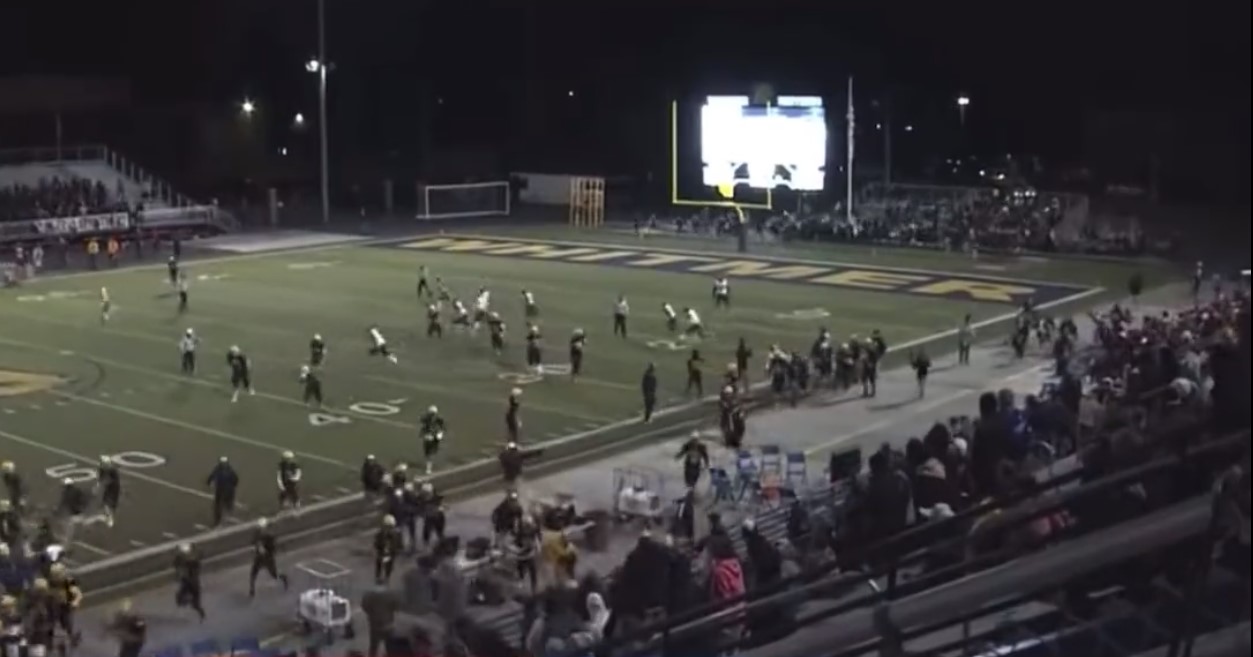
[{"left": 417, "top": 181, "right": 511, "bottom": 220}]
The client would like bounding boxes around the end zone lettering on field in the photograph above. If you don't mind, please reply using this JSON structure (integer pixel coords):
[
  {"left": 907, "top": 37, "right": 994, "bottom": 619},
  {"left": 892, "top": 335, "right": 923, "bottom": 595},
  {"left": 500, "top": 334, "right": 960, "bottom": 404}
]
[{"left": 386, "top": 235, "right": 1092, "bottom": 305}]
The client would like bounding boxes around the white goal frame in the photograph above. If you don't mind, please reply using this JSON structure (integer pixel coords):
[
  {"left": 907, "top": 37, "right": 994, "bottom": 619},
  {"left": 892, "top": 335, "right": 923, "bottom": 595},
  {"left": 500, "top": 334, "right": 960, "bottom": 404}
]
[{"left": 417, "top": 181, "right": 511, "bottom": 220}]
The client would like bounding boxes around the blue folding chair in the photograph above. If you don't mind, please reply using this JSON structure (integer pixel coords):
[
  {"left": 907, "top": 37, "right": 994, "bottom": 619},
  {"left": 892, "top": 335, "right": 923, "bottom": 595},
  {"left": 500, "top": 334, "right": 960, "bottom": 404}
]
[
  {"left": 154, "top": 646, "right": 185, "bottom": 657},
  {"left": 709, "top": 467, "right": 735, "bottom": 503},
  {"left": 759, "top": 445, "right": 783, "bottom": 476},
  {"left": 735, "top": 451, "right": 761, "bottom": 502},
  {"left": 189, "top": 639, "right": 222, "bottom": 657},
  {"left": 785, "top": 451, "right": 808, "bottom": 487},
  {"left": 230, "top": 637, "right": 262, "bottom": 656}
]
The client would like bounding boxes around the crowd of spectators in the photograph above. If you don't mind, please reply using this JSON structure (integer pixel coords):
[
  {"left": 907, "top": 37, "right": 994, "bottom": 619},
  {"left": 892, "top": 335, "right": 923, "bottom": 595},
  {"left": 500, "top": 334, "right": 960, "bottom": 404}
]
[
  {"left": 0, "top": 176, "right": 120, "bottom": 222},
  {"left": 641, "top": 182, "right": 1179, "bottom": 257},
  {"left": 357, "top": 287, "right": 1246, "bottom": 657}
]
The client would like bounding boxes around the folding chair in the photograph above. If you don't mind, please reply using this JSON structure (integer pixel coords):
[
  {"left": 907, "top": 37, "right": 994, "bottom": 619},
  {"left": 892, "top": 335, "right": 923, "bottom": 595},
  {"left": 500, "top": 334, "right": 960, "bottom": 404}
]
[
  {"left": 759, "top": 445, "right": 783, "bottom": 476},
  {"left": 708, "top": 467, "right": 735, "bottom": 503},
  {"left": 230, "top": 637, "right": 262, "bottom": 656},
  {"left": 189, "top": 639, "right": 222, "bottom": 657},
  {"left": 784, "top": 451, "right": 808, "bottom": 487},
  {"left": 735, "top": 451, "right": 761, "bottom": 502}
]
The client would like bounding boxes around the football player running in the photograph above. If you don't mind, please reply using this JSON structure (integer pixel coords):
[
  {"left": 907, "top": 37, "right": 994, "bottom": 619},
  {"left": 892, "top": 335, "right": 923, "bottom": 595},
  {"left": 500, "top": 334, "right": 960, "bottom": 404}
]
[{"left": 420, "top": 405, "right": 446, "bottom": 475}]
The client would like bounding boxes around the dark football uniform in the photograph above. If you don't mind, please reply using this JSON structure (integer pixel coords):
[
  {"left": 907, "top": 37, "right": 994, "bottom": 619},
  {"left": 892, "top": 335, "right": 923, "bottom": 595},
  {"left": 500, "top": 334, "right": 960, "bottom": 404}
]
[
  {"left": 686, "top": 349, "right": 704, "bottom": 397},
  {"left": 525, "top": 325, "right": 542, "bottom": 370},
  {"left": 309, "top": 337, "right": 326, "bottom": 366},
  {"left": 226, "top": 350, "right": 252, "bottom": 398},
  {"left": 277, "top": 456, "right": 302, "bottom": 509},
  {"left": 505, "top": 393, "right": 521, "bottom": 442},
  {"left": 300, "top": 368, "right": 322, "bottom": 407},
  {"left": 569, "top": 331, "right": 586, "bottom": 377},
  {"left": 420, "top": 409, "right": 446, "bottom": 461},
  {"left": 167, "top": 257, "right": 179, "bottom": 285},
  {"left": 489, "top": 316, "right": 506, "bottom": 355},
  {"left": 249, "top": 525, "right": 289, "bottom": 597},
  {"left": 98, "top": 460, "right": 122, "bottom": 520}
]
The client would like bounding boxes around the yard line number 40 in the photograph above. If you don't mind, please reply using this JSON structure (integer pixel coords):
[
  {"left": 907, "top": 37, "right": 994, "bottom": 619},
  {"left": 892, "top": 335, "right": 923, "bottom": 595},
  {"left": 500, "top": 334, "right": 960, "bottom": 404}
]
[
  {"left": 45, "top": 451, "right": 167, "bottom": 484},
  {"left": 308, "top": 400, "right": 406, "bottom": 427}
]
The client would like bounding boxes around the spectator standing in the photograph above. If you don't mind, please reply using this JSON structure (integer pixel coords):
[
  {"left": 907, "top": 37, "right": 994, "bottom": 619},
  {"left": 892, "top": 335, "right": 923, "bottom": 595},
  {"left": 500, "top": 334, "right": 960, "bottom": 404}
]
[
  {"left": 86, "top": 238, "right": 99, "bottom": 270},
  {"left": 971, "top": 392, "right": 1010, "bottom": 497},
  {"left": 108, "top": 599, "right": 146, "bottom": 657},
  {"left": 106, "top": 236, "right": 120, "bottom": 267},
  {"left": 360, "top": 583, "right": 401, "bottom": 657}
]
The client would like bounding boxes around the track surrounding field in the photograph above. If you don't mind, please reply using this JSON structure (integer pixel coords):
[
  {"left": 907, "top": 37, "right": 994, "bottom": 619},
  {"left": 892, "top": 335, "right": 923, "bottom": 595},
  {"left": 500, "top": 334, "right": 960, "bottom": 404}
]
[{"left": 0, "top": 226, "right": 1144, "bottom": 571}]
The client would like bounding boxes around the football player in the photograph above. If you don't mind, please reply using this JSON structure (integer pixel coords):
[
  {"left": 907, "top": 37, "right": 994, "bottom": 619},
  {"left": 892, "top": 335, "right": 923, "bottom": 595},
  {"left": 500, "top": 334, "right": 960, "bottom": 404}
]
[
  {"left": 435, "top": 277, "right": 452, "bottom": 302},
  {"left": 416, "top": 265, "right": 431, "bottom": 298},
  {"left": 472, "top": 287, "right": 491, "bottom": 331},
  {"left": 662, "top": 302, "right": 678, "bottom": 333},
  {"left": 525, "top": 323, "right": 543, "bottom": 374},
  {"left": 100, "top": 287, "right": 111, "bottom": 323},
  {"left": 505, "top": 388, "right": 522, "bottom": 443},
  {"left": 227, "top": 345, "right": 254, "bottom": 402},
  {"left": 686, "top": 348, "right": 704, "bottom": 396},
  {"left": 488, "top": 312, "right": 506, "bottom": 356},
  {"left": 177, "top": 275, "right": 189, "bottom": 313},
  {"left": 569, "top": 328, "right": 586, "bottom": 378},
  {"left": 522, "top": 289, "right": 539, "bottom": 319},
  {"left": 424, "top": 301, "right": 443, "bottom": 338},
  {"left": 180, "top": 328, "right": 199, "bottom": 375},
  {"left": 712, "top": 277, "right": 730, "bottom": 309},
  {"left": 299, "top": 365, "right": 322, "bottom": 408},
  {"left": 683, "top": 307, "right": 705, "bottom": 340},
  {"left": 309, "top": 334, "right": 327, "bottom": 367},
  {"left": 368, "top": 326, "right": 399, "bottom": 363},
  {"left": 277, "top": 451, "right": 302, "bottom": 510},
  {"left": 167, "top": 256, "right": 180, "bottom": 286},
  {"left": 96, "top": 455, "right": 121, "bottom": 528},
  {"left": 420, "top": 405, "right": 446, "bottom": 475},
  {"left": 613, "top": 295, "right": 629, "bottom": 338},
  {"left": 451, "top": 299, "right": 471, "bottom": 329}
]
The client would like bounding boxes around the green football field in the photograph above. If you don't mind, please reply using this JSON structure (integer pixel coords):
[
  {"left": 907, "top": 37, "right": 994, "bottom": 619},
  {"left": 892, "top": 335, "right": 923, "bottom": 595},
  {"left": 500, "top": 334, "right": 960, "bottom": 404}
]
[{"left": 0, "top": 224, "right": 1167, "bottom": 564}]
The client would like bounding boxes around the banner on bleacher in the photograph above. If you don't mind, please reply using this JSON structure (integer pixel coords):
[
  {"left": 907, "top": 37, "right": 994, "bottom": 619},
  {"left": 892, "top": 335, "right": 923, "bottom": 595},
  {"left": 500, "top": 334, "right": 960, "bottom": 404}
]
[
  {"left": 1, "top": 206, "right": 220, "bottom": 242},
  {"left": 0, "top": 211, "right": 130, "bottom": 240}
]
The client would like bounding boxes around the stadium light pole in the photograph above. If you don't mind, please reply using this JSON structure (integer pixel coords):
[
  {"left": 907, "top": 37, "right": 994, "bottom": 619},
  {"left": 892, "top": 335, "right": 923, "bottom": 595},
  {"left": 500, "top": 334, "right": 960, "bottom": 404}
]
[
  {"left": 956, "top": 94, "right": 970, "bottom": 127},
  {"left": 307, "top": 0, "right": 331, "bottom": 226}
]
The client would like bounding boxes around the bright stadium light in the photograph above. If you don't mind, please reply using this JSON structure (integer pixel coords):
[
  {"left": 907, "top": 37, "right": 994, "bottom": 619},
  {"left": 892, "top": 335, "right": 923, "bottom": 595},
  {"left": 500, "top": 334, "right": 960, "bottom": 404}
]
[
  {"left": 306, "top": 58, "right": 321, "bottom": 73},
  {"left": 241, "top": 99, "right": 256, "bottom": 115},
  {"left": 957, "top": 95, "right": 970, "bottom": 107},
  {"left": 956, "top": 94, "right": 971, "bottom": 127},
  {"left": 567, "top": 90, "right": 574, "bottom": 97},
  {"left": 294, "top": 112, "right": 305, "bottom": 126}
]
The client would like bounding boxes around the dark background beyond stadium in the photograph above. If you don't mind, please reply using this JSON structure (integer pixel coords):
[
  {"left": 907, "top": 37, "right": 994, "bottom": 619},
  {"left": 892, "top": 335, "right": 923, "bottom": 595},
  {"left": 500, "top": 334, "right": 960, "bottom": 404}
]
[{"left": 0, "top": 0, "right": 1249, "bottom": 214}]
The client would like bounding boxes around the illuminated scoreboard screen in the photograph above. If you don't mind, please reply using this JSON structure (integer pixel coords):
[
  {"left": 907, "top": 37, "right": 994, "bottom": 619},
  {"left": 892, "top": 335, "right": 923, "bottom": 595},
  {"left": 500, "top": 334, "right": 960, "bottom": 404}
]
[{"left": 700, "top": 95, "right": 827, "bottom": 192}]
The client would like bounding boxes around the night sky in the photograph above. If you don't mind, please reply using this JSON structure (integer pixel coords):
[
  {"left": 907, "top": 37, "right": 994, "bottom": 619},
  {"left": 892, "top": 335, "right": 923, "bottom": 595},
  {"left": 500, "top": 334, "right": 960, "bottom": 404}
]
[{"left": 2, "top": 0, "right": 1249, "bottom": 198}]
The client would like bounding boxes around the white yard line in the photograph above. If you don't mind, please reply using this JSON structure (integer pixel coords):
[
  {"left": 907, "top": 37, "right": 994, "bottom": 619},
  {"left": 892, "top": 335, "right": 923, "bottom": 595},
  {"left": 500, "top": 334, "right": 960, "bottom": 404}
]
[
  {"left": 0, "top": 427, "right": 216, "bottom": 500},
  {"left": 50, "top": 390, "right": 351, "bottom": 470},
  {"left": 74, "top": 541, "right": 113, "bottom": 557},
  {"left": 0, "top": 327, "right": 419, "bottom": 433}
]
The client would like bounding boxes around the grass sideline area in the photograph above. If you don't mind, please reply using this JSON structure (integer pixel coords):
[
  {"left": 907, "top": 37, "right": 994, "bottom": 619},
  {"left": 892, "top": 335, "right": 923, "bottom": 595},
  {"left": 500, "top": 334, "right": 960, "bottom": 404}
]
[{"left": 0, "top": 223, "right": 1174, "bottom": 588}]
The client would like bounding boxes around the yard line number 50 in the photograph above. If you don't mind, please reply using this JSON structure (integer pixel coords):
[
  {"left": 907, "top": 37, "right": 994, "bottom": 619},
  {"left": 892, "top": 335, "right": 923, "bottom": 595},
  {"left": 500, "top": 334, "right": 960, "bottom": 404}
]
[{"left": 45, "top": 451, "right": 167, "bottom": 484}]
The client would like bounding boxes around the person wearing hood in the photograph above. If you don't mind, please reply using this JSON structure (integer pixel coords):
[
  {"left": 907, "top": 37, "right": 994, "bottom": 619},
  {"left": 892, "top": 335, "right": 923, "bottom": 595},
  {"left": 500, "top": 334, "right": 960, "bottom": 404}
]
[
  {"left": 914, "top": 423, "right": 961, "bottom": 513},
  {"left": 971, "top": 392, "right": 1010, "bottom": 497},
  {"left": 741, "top": 518, "right": 782, "bottom": 588}
]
